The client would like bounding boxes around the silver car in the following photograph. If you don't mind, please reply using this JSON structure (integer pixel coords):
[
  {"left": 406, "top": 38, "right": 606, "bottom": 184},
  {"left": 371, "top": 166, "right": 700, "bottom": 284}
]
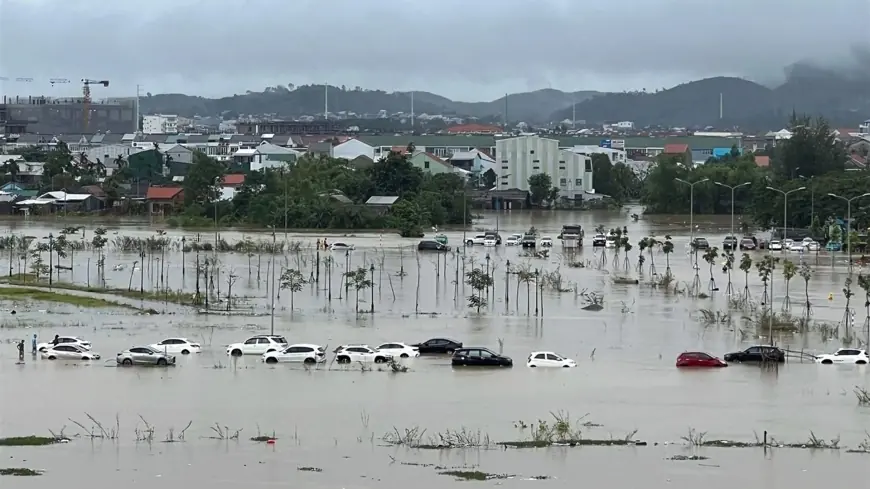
[{"left": 117, "top": 346, "right": 176, "bottom": 366}]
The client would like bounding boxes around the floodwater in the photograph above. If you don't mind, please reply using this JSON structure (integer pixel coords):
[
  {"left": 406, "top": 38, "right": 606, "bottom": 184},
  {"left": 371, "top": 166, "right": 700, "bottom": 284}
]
[{"left": 1, "top": 208, "right": 869, "bottom": 487}]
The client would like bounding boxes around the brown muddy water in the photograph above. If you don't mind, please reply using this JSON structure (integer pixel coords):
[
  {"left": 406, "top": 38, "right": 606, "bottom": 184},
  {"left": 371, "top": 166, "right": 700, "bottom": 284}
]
[{"left": 1, "top": 208, "right": 869, "bottom": 487}]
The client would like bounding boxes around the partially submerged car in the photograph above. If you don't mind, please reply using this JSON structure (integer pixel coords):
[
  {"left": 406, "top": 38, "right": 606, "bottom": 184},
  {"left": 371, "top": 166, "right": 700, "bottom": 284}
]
[
  {"left": 42, "top": 344, "right": 100, "bottom": 361},
  {"left": 527, "top": 351, "right": 576, "bottom": 368},
  {"left": 815, "top": 348, "right": 868, "bottom": 365},
  {"left": 724, "top": 345, "right": 785, "bottom": 363},
  {"left": 451, "top": 348, "right": 513, "bottom": 367},
  {"left": 149, "top": 338, "right": 202, "bottom": 355},
  {"left": 117, "top": 346, "right": 175, "bottom": 366},
  {"left": 418, "top": 240, "right": 450, "bottom": 252},
  {"left": 505, "top": 234, "right": 522, "bottom": 246},
  {"left": 263, "top": 344, "right": 327, "bottom": 364},
  {"left": 37, "top": 336, "right": 91, "bottom": 352},
  {"left": 691, "top": 237, "right": 710, "bottom": 250},
  {"left": 410, "top": 338, "right": 463, "bottom": 354},
  {"left": 226, "top": 335, "right": 288, "bottom": 356},
  {"left": 334, "top": 345, "right": 393, "bottom": 364},
  {"left": 375, "top": 342, "right": 420, "bottom": 358},
  {"left": 768, "top": 240, "right": 783, "bottom": 251},
  {"left": 676, "top": 351, "right": 727, "bottom": 368},
  {"left": 591, "top": 234, "right": 607, "bottom": 247}
]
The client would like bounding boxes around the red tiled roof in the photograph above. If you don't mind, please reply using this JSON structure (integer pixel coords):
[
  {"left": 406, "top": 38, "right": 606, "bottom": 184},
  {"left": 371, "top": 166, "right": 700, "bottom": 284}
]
[
  {"left": 663, "top": 144, "right": 689, "bottom": 154},
  {"left": 755, "top": 155, "right": 770, "bottom": 167},
  {"left": 850, "top": 155, "right": 867, "bottom": 168},
  {"left": 446, "top": 123, "right": 502, "bottom": 134},
  {"left": 146, "top": 186, "right": 183, "bottom": 200},
  {"left": 222, "top": 174, "right": 245, "bottom": 186}
]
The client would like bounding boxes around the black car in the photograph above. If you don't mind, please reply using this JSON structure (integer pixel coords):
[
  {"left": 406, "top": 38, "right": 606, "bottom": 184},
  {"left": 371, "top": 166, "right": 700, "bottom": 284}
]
[
  {"left": 411, "top": 338, "right": 462, "bottom": 354},
  {"left": 451, "top": 348, "right": 513, "bottom": 367},
  {"left": 417, "top": 240, "right": 451, "bottom": 252},
  {"left": 722, "top": 236, "right": 738, "bottom": 250},
  {"left": 521, "top": 234, "right": 536, "bottom": 248},
  {"left": 723, "top": 346, "right": 785, "bottom": 363},
  {"left": 739, "top": 237, "right": 757, "bottom": 250},
  {"left": 691, "top": 237, "right": 710, "bottom": 250}
]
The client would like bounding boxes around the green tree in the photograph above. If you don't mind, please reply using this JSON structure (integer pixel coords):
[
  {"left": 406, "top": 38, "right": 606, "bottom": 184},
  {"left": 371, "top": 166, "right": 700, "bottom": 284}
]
[
  {"left": 773, "top": 115, "right": 845, "bottom": 178},
  {"left": 466, "top": 268, "right": 493, "bottom": 313},
  {"left": 528, "top": 173, "right": 552, "bottom": 205},
  {"left": 184, "top": 152, "right": 227, "bottom": 207},
  {"left": 280, "top": 268, "right": 308, "bottom": 312},
  {"left": 344, "top": 266, "right": 373, "bottom": 314}
]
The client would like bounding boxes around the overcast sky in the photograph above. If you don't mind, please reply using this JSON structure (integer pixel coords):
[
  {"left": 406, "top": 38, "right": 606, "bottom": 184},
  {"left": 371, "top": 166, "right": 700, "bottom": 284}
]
[{"left": 1, "top": 0, "right": 868, "bottom": 101}]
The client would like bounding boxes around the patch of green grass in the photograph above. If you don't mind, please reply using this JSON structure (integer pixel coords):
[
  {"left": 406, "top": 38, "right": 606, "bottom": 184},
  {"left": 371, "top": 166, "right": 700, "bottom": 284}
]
[
  {"left": 0, "top": 286, "right": 135, "bottom": 310},
  {"left": 0, "top": 468, "right": 43, "bottom": 476},
  {"left": 439, "top": 470, "right": 508, "bottom": 481},
  {"left": 0, "top": 436, "right": 61, "bottom": 446},
  {"left": 0, "top": 279, "right": 196, "bottom": 307}
]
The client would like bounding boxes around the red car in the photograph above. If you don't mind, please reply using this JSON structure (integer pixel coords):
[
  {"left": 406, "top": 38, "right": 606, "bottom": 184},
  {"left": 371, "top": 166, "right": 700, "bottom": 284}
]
[{"left": 676, "top": 352, "right": 727, "bottom": 368}]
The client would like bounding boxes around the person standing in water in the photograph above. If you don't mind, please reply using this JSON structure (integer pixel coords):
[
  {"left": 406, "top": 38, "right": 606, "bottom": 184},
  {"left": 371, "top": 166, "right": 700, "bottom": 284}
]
[
  {"left": 31, "top": 333, "right": 37, "bottom": 354},
  {"left": 17, "top": 340, "right": 25, "bottom": 362}
]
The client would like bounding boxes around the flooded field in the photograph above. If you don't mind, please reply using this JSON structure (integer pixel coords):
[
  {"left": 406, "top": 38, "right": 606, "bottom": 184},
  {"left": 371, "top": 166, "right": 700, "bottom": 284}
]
[{"left": 1, "top": 209, "right": 869, "bottom": 486}]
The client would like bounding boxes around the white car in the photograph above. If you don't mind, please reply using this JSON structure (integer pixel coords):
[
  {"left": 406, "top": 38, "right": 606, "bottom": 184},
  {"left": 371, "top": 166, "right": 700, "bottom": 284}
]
[
  {"left": 41, "top": 344, "right": 101, "bottom": 361},
  {"left": 334, "top": 344, "right": 393, "bottom": 364},
  {"left": 768, "top": 240, "right": 783, "bottom": 251},
  {"left": 329, "top": 242, "right": 354, "bottom": 251},
  {"left": 483, "top": 236, "right": 497, "bottom": 247},
  {"left": 527, "top": 351, "right": 577, "bottom": 368},
  {"left": 592, "top": 234, "right": 607, "bottom": 247},
  {"left": 788, "top": 241, "right": 805, "bottom": 252},
  {"left": 149, "top": 338, "right": 202, "bottom": 355},
  {"left": 815, "top": 348, "right": 869, "bottom": 365},
  {"left": 465, "top": 234, "right": 487, "bottom": 246},
  {"left": 226, "top": 335, "right": 288, "bottom": 356},
  {"left": 505, "top": 234, "right": 522, "bottom": 246},
  {"left": 263, "top": 344, "right": 327, "bottom": 364},
  {"left": 803, "top": 238, "right": 820, "bottom": 251},
  {"left": 605, "top": 234, "right": 618, "bottom": 248},
  {"left": 37, "top": 336, "right": 91, "bottom": 352},
  {"left": 539, "top": 236, "right": 553, "bottom": 247},
  {"left": 375, "top": 342, "right": 420, "bottom": 358}
]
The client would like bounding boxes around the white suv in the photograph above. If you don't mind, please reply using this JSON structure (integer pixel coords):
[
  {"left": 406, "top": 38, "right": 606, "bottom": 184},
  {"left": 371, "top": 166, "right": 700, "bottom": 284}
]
[
  {"left": 815, "top": 348, "right": 869, "bottom": 364},
  {"left": 334, "top": 345, "right": 393, "bottom": 364},
  {"left": 465, "top": 234, "right": 486, "bottom": 246},
  {"left": 227, "top": 335, "right": 288, "bottom": 356}
]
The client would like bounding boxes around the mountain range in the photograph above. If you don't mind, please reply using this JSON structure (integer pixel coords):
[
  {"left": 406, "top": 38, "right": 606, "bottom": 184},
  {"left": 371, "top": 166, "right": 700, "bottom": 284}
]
[{"left": 140, "top": 63, "right": 870, "bottom": 129}]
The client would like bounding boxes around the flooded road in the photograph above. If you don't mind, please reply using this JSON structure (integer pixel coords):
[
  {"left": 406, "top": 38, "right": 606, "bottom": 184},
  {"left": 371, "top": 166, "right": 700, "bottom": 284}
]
[{"left": 1, "top": 209, "right": 869, "bottom": 486}]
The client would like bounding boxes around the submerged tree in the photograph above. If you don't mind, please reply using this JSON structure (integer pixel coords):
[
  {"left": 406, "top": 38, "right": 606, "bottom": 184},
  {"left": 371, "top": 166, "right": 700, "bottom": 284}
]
[
  {"left": 722, "top": 251, "right": 735, "bottom": 295},
  {"left": 662, "top": 235, "right": 674, "bottom": 277},
  {"left": 781, "top": 260, "right": 796, "bottom": 310},
  {"left": 621, "top": 238, "right": 632, "bottom": 272},
  {"left": 91, "top": 227, "right": 108, "bottom": 285},
  {"left": 466, "top": 267, "right": 493, "bottom": 313},
  {"left": 858, "top": 274, "right": 870, "bottom": 345},
  {"left": 799, "top": 263, "right": 813, "bottom": 320},
  {"left": 280, "top": 268, "right": 308, "bottom": 312},
  {"left": 637, "top": 238, "right": 648, "bottom": 274},
  {"left": 739, "top": 253, "right": 753, "bottom": 303},
  {"left": 345, "top": 266, "right": 374, "bottom": 314},
  {"left": 646, "top": 236, "right": 659, "bottom": 276},
  {"left": 842, "top": 276, "right": 855, "bottom": 343},
  {"left": 755, "top": 255, "right": 778, "bottom": 309},
  {"left": 703, "top": 247, "right": 719, "bottom": 293}
]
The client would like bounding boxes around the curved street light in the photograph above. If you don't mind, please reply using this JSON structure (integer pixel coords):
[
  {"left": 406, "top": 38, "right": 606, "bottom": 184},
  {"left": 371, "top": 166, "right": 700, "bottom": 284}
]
[
  {"left": 827, "top": 192, "right": 870, "bottom": 271},
  {"left": 714, "top": 181, "right": 751, "bottom": 247},
  {"left": 765, "top": 186, "right": 805, "bottom": 241},
  {"left": 675, "top": 177, "right": 709, "bottom": 259}
]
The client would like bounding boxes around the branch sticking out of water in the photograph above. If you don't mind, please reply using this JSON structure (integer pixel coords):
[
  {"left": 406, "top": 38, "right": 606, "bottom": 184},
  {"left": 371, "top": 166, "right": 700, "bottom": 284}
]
[
  {"left": 68, "top": 413, "right": 119, "bottom": 440},
  {"left": 208, "top": 423, "right": 242, "bottom": 440}
]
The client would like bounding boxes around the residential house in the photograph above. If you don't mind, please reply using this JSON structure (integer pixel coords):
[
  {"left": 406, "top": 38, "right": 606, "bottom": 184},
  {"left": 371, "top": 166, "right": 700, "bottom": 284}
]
[
  {"left": 495, "top": 135, "right": 593, "bottom": 200},
  {"left": 163, "top": 144, "right": 195, "bottom": 177},
  {"left": 232, "top": 143, "right": 300, "bottom": 171},
  {"left": 12, "top": 161, "right": 44, "bottom": 185},
  {"left": 220, "top": 174, "right": 245, "bottom": 201},
  {"left": 568, "top": 146, "right": 627, "bottom": 165},
  {"left": 0, "top": 182, "right": 38, "bottom": 198},
  {"left": 365, "top": 196, "right": 398, "bottom": 215},
  {"left": 37, "top": 191, "right": 103, "bottom": 212},
  {"left": 84, "top": 144, "right": 144, "bottom": 174},
  {"left": 347, "top": 155, "right": 375, "bottom": 170},
  {"left": 448, "top": 150, "right": 497, "bottom": 175},
  {"left": 146, "top": 186, "right": 184, "bottom": 215},
  {"left": 859, "top": 120, "right": 870, "bottom": 135},
  {"left": 446, "top": 124, "right": 502, "bottom": 134},
  {"left": 308, "top": 141, "right": 335, "bottom": 157},
  {"left": 0, "top": 193, "right": 24, "bottom": 214},
  {"left": 334, "top": 138, "right": 375, "bottom": 161},
  {"left": 662, "top": 144, "right": 692, "bottom": 165},
  {"left": 409, "top": 151, "right": 452, "bottom": 174}
]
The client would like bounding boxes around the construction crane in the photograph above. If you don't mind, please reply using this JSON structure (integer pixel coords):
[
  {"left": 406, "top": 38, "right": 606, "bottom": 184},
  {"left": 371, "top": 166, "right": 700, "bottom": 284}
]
[{"left": 82, "top": 78, "right": 109, "bottom": 132}]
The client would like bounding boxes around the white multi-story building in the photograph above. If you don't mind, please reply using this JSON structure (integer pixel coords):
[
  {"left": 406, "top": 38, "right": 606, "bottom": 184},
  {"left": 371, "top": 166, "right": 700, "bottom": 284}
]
[
  {"left": 495, "top": 135, "right": 593, "bottom": 199},
  {"left": 569, "top": 145, "right": 627, "bottom": 164},
  {"left": 616, "top": 121, "right": 634, "bottom": 129},
  {"left": 142, "top": 114, "right": 179, "bottom": 134},
  {"left": 860, "top": 119, "right": 870, "bottom": 135}
]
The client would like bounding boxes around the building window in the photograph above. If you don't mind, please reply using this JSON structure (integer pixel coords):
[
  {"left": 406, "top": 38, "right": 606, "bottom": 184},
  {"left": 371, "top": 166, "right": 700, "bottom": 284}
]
[
  {"left": 559, "top": 178, "right": 567, "bottom": 186},
  {"left": 533, "top": 166, "right": 540, "bottom": 170},
  {"left": 530, "top": 150, "right": 535, "bottom": 154},
  {"left": 559, "top": 166, "right": 565, "bottom": 170},
  {"left": 424, "top": 161, "right": 430, "bottom": 169},
  {"left": 502, "top": 165, "right": 509, "bottom": 170},
  {"left": 575, "top": 178, "right": 583, "bottom": 186},
  {"left": 501, "top": 159, "right": 508, "bottom": 164},
  {"left": 559, "top": 160, "right": 565, "bottom": 164},
  {"left": 585, "top": 161, "right": 592, "bottom": 172},
  {"left": 533, "top": 159, "right": 540, "bottom": 163}
]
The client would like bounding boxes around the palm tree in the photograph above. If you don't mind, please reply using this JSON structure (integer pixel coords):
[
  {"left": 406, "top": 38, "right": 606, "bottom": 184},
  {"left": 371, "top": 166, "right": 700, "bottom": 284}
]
[{"left": 113, "top": 155, "right": 125, "bottom": 169}]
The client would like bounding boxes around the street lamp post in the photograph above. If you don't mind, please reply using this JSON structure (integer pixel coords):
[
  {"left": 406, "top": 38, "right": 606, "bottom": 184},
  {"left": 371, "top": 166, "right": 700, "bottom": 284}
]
[
  {"left": 765, "top": 186, "right": 806, "bottom": 241},
  {"left": 269, "top": 228, "right": 276, "bottom": 335},
  {"left": 827, "top": 192, "right": 870, "bottom": 271},
  {"left": 369, "top": 264, "right": 375, "bottom": 313},
  {"left": 675, "top": 177, "right": 709, "bottom": 260},
  {"left": 714, "top": 181, "right": 751, "bottom": 246}
]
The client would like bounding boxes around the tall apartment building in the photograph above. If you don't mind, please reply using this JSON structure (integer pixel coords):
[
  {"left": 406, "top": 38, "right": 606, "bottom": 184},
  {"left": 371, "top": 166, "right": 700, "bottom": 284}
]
[
  {"left": 142, "top": 114, "right": 179, "bottom": 134},
  {"left": 495, "top": 135, "right": 593, "bottom": 199}
]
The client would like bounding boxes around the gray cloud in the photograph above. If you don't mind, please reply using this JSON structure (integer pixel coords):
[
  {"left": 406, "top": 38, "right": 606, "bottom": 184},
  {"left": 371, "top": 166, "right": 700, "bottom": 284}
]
[{"left": 1, "top": 0, "right": 867, "bottom": 100}]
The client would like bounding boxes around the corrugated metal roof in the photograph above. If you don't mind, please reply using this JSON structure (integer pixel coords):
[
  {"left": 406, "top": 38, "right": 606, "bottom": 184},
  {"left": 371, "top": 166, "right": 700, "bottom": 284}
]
[{"left": 365, "top": 196, "right": 399, "bottom": 206}]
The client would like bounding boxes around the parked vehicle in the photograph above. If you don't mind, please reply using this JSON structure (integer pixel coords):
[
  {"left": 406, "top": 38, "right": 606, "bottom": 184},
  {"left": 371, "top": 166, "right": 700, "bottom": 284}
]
[
  {"left": 591, "top": 234, "right": 607, "bottom": 247},
  {"left": 815, "top": 348, "right": 868, "bottom": 364},
  {"left": 334, "top": 345, "right": 392, "bottom": 363},
  {"left": 691, "top": 237, "right": 710, "bottom": 250},
  {"left": 375, "top": 342, "right": 420, "bottom": 358},
  {"left": 521, "top": 233, "right": 537, "bottom": 248},
  {"left": 263, "top": 344, "right": 327, "bottom": 364},
  {"left": 329, "top": 242, "right": 354, "bottom": 251},
  {"left": 149, "top": 338, "right": 202, "bottom": 355},
  {"left": 826, "top": 241, "right": 842, "bottom": 252},
  {"left": 505, "top": 234, "right": 522, "bottom": 246},
  {"left": 605, "top": 234, "right": 618, "bottom": 248},
  {"left": 483, "top": 236, "right": 498, "bottom": 247},
  {"left": 466, "top": 234, "right": 487, "bottom": 246},
  {"left": 434, "top": 233, "right": 448, "bottom": 245},
  {"left": 410, "top": 338, "right": 463, "bottom": 354},
  {"left": 722, "top": 236, "right": 739, "bottom": 251},
  {"left": 739, "top": 238, "right": 757, "bottom": 250},
  {"left": 539, "top": 236, "right": 553, "bottom": 247},
  {"left": 676, "top": 351, "right": 727, "bottom": 368},
  {"left": 418, "top": 240, "right": 450, "bottom": 252},
  {"left": 723, "top": 345, "right": 785, "bottom": 363},
  {"left": 768, "top": 240, "right": 783, "bottom": 251},
  {"left": 452, "top": 348, "right": 513, "bottom": 367},
  {"left": 527, "top": 351, "right": 576, "bottom": 368},
  {"left": 37, "top": 336, "right": 91, "bottom": 352},
  {"left": 42, "top": 344, "right": 100, "bottom": 361},
  {"left": 805, "top": 240, "right": 821, "bottom": 252},
  {"left": 788, "top": 241, "right": 805, "bottom": 252},
  {"left": 559, "top": 225, "right": 583, "bottom": 248},
  {"left": 226, "top": 335, "right": 288, "bottom": 356},
  {"left": 117, "top": 346, "right": 175, "bottom": 366},
  {"left": 783, "top": 239, "right": 795, "bottom": 250},
  {"left": 485, "top": 232, "right": 502, "bottom": 245}
]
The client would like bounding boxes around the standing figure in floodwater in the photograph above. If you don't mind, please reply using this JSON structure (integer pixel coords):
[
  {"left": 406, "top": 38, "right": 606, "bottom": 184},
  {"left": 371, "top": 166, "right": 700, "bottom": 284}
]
[
  {"left": 17, "top": 340, "right": 25, "bottom": 362},
  {"left": 31, "top": 333, "right": 37, "bottom": 354}
]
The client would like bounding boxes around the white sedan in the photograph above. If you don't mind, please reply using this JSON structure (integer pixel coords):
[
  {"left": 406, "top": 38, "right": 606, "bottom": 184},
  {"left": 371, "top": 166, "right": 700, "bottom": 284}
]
[
  {"left": 334, "top": 345, "right": 393, "bottom": 364},
  {"left": 539, "top": 237, "right": 553, "bottom": 247},
  {"left": 788, "top": 241, "right": 806, "bottom": 252},
  {"left": 376, "top": 342, "right": 420, "bottom": 358},
  {"left": 805, "top": 240, "right": 821, "bottom": 252},
  {"left": 483, "top": 236, "right": 497, "bottom": 247},
  {"left": 42, "top": 344, "right": 101, "bottom": 361},
  {"left": 149, "top": 338, "right": 202, "bottom": 355},
  {"left": 768, "top": 240, "right": 783, "bottom": 251},
  {"left": 527, "top": 351, "right": 577, "bottom": 368},
  {"left": 263, "top": 344, "right": 327, "bottom": 364},
  {"left": 329, "top": 242, "right": 354, "bottom": 251},
  {"left": 226, "top": 335, "right": 288, "bottom": 356},
  {"left": 505, "top": 234, "right": 522, "bottom": 246},
  {"left": 37, "top": 336, "right": 91, "bottom": 352},
  {"left": 815, "top": 348, "right": 869, "bottom": 365}
]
